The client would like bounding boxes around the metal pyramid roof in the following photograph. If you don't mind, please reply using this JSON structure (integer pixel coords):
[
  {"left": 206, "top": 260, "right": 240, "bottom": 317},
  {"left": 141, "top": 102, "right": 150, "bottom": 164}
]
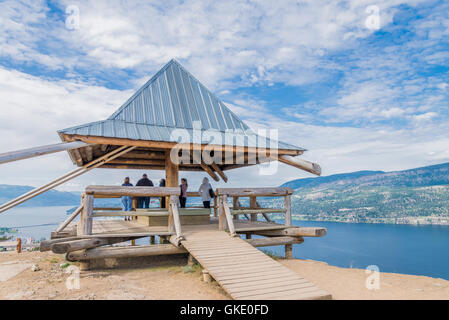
[
  {"left": 108, "top": 59, "right": 249, "bottom": 131},
  {"left": 59, "top": 59, "right": 304, "bottom": 152}
]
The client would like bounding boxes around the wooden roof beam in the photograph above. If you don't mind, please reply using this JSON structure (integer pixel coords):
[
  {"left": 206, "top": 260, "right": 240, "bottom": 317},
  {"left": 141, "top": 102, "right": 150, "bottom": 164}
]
[
  {"left": 200, "top": 162, "right": 220, "bottom": 182},
  {"left": 277, "top": 155, "right": 321, "bottom": 176},
  {"left": 61, "top": 134, "right": 303, "bottom": 156},
  {"left": 210, "top": 162, "right": 228, "bottom": 183},
  {"left": 0, "top": 141, "right": 90, "bottom": 165}
]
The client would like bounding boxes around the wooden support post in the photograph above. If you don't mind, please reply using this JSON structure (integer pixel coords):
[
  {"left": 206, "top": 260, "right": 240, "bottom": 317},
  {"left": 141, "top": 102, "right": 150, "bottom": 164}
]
[
  {"left": 285, "top": 244, "right": 293, "bottom": 259},
  {"left": 81, "top": 194, "right": 93, "bottom": 235},
  {"left": 213, "top": 196, "right": 218, "bottom": 217},
  {"left": 233, "top": 196, "right": 239, "bottom": 220},
  {"left": 165, "top": 150, "right": 179, "bottom": 211},
  {"left": 218, "top": 195, "right": 227, "bottom": 231},
  {"left": 284, "top": 195, "right": 292, "bottom": 227},
  {"left": 250, "top": 196, "right": 257, "bottom": 222}
]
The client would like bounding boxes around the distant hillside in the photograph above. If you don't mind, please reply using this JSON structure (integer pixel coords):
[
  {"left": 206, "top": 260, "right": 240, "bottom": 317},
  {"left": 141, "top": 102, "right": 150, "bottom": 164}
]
[
  {"left": 0, "top": 185, "right": 80, "bottom": 207},
  {"left": 282, "top": 162, "right": 449, "bottom": 189},
  {"left": 279, "top": 162, "right": 449, "bottom": 225}
]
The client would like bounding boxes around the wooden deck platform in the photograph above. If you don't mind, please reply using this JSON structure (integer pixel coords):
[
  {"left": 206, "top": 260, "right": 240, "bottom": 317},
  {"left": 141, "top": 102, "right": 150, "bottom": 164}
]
[
  {"left": 182, "top": 229, "right": 331, "bottom": 300},
  {"left": 58, "top": 217, "right": 331, "bottom": 300},
  {"left": 62, "top": 217, "right": 288, "bottom": 238}
]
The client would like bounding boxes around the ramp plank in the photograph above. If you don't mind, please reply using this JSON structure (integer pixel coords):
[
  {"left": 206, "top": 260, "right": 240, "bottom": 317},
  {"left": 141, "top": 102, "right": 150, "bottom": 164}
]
[{"left": 182, "top": 230, "right": 331, "bottom": 300}]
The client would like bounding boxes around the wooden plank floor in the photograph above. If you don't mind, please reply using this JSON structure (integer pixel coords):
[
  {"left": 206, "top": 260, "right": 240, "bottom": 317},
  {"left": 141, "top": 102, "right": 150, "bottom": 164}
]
[
  {"left": 63, "top": 217, "right": 287, "bottom": 238},
  {"left": 64, "top": 219, "right": 173, "bottom": 238},
  {"left": 182, "top": 229, "right": 331, "bottom": 300}
]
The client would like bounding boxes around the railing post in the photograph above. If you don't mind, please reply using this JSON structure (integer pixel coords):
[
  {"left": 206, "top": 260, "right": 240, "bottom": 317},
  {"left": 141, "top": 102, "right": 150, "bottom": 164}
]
[
  {"left": 168, "top": 195, "right": 176, "bottom": 234},
  {"left": 218, "top": 194, "right": 227, "bottom": 231},
  {"left": 284, "top": 194, "right": 292, "bottom": 227},
  {"left": 250, "top": 196, "right": 257, "bottom": 222},
  {"left": 233, "top": 196, "right": 239, "bottom": 220},
  {"left": 81, "top": 194, "right": 93, "bottom": 235},
  {"left": 213, "top": 195, "right": 218, "bottom": 217}
]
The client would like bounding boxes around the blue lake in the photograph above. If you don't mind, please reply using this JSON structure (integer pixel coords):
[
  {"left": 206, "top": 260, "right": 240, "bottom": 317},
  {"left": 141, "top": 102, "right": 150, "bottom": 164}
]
[
  {"left": 263, "top": 219, "right": 449, "bottom": 280},
  {"left": 1, "top": 207, "right": 449, "bottom": 280}
]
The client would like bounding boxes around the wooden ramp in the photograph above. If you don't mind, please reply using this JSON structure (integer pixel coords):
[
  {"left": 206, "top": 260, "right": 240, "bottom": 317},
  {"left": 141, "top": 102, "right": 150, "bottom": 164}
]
[{"left": 182, "top": 230, "right": 331, "bottom": 300}]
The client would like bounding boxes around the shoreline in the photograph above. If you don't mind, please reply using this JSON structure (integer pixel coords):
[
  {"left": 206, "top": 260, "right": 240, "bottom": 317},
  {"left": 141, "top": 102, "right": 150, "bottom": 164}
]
[{"left": 289, "top": 215, "right": 449, "bottom": 226}]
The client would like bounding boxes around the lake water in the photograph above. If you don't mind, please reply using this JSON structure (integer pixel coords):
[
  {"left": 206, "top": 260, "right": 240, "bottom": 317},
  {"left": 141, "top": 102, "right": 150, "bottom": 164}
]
[
  {"left": 1, "top": 207, "right": 449, "bottom": 280},
  {"left": 263, "top": 219, "right": 449, "bottom": 280},
  {"left": 0, "top": 206, "right": 71, "bottom": 241}
]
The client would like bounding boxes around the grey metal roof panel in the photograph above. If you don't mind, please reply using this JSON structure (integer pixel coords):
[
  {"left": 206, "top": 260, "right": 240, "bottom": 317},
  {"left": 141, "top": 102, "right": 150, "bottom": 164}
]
[
  {"left": 107, "top": 60, "right": 250, "bottom": 132},
  {"left": 58, "top": 60, "right": 304, "bottom": 152},
  {"left": 59, "top": 119, "right": 304, "bottom": 151}
]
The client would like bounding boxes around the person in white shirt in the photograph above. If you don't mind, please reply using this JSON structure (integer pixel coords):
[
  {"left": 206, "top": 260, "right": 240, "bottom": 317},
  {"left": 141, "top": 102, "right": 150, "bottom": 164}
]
[{"left": 198, "top": 177, "right": 214, "bottom": 208}]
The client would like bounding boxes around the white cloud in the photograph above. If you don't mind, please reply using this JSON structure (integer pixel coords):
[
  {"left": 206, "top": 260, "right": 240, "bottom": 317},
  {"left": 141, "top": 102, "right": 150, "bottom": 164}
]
[{"left": 1, "top": 0, "right": 449, "bottom": 192}]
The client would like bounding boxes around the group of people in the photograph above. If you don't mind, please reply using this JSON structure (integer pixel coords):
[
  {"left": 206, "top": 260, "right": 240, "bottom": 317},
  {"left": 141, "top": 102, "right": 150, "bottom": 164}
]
[{"left": 121, "top": 174, "right": 214, "bottom": 212}]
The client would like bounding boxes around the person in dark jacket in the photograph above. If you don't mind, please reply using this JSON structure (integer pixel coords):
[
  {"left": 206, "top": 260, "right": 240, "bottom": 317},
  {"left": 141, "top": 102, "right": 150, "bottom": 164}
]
[
  {"left": 179, "top": 178, "right": 188, "bottom": 208},
  {"left": 159, "top": 178, "right": 166, "bottom": 208},
  {"left": 136, "top": 173, "right": 153, "bottom": 208}
]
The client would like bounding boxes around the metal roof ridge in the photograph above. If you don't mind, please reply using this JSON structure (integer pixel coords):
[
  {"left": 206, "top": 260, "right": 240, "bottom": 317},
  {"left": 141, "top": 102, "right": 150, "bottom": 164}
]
[{"left": 107, "top": 59, "right": 177, "bottom": 120}]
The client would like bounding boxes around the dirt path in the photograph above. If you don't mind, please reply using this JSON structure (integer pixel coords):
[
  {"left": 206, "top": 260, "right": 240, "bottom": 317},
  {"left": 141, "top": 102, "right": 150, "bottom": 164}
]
[{"left": 0, "top": 251, "right": 448, "bottom": 300}]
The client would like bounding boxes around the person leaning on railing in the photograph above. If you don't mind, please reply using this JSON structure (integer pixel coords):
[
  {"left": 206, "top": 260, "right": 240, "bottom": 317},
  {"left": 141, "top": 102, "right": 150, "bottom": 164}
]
[
  {"left": 121, "top": 177, "right": 133, "bottom": 221},
  {"left": 198, "top": 177, "right": 214, "bottom": 208},
  {"left": 179, "top": 178, "right": 188, "bottom": 208},
  {"left": 136, "top": 173, "right": 153, "bottom": 208}
]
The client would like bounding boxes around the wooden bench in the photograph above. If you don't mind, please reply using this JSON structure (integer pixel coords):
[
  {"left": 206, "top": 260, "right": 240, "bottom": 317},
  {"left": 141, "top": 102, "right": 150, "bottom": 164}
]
[{"left": 133, "top": 208, "right": 211, "bottom": 226}]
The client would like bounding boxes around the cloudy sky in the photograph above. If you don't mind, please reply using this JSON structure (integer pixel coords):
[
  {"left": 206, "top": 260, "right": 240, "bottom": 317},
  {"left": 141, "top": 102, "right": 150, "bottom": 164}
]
[{"left": 0, "top": 0, "right": 448, "bottom": 191}]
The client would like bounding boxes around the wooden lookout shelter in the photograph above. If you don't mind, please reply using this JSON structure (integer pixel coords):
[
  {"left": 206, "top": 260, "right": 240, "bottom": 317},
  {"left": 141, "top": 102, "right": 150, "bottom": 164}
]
[{"left": 0, "top": 60, "right": 330, "bottom": 300}]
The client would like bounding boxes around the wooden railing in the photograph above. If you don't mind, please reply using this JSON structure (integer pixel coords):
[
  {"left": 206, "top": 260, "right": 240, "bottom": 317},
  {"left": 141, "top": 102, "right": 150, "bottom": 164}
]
[
  {"left": 80, "top": 186, "right": 181, "bottom": 238},
  {"left": 186, "top": 191, "right": 218, "bottom": 216},
  {"left": 216, "top": 187, "right": 294, "bottom": 236}
]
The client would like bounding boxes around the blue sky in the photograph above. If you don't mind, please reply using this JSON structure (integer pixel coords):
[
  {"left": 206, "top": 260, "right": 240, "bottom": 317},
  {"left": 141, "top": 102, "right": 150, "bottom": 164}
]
[{"left": 0, "top": 0, "right": 448, "bottom": 190}]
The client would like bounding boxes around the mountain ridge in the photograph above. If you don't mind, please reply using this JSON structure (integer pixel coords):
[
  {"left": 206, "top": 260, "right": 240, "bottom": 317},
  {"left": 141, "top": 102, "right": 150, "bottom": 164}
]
[
  {"left": 0, "top": 184, "right": 80, "bottom": 207},
  {"left": 281, "top": 162, "right": 449, "bottom": 190}
]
